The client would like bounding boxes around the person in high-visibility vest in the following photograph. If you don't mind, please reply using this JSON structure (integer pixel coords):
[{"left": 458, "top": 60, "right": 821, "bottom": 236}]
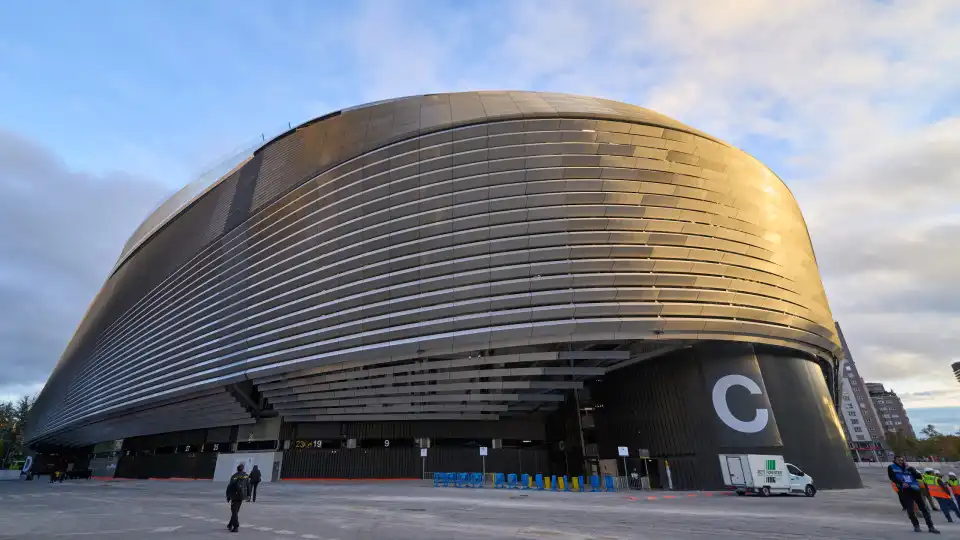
[
  {"left": 948, "top": 472, "right": 960, "bottom": 512},
  {"left": 933, "top": 470, "right": 960, "bottom": 523},
  {"left": 948, "top": 472, "right": 960, "bottom": 500},
  {"left": 922, "top": 467, "right": 942, "bottom": 512},
  {"left": 889, "top": 456, "right": 939, "bottom": 533}
]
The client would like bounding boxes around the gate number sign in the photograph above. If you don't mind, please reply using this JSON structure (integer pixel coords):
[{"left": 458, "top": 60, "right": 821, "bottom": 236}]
[
  {"left": 479, "top": 446, "right": 488, "bottom": 456},
  {"left": 618, "top": 446, "right": 629, "bottom": 457}
]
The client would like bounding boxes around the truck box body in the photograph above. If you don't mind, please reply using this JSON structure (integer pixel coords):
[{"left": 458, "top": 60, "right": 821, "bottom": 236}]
[{"left": 719, "top": 454, "right": 791, "bottom": 491}]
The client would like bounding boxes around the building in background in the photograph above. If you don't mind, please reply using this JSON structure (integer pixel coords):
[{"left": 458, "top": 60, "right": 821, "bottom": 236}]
[
  {"left": 953, "top": 362, "right": 960, "bottom": 384},
  {"left": 866, "top": 383, "right": 916, "bottom": 438},
  {"left": 836, "top": 324, "right": 887, "bottom": 461},
  {"left": 25, "top": 92, "right": 862, "bottom": 490}
]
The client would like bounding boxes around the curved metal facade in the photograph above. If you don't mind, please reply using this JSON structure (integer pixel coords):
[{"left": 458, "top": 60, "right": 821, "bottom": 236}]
[{"left": 28, "top": 91, "right": 841, "bottom": 447}]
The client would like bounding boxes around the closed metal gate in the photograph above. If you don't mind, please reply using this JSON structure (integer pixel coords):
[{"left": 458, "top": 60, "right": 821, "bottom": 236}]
[
  {"left": 281, "top": 448, "right": 420, "bottom": 479},
  {"left": 115, "top": 453, "right": 217, "bottom": 479}
]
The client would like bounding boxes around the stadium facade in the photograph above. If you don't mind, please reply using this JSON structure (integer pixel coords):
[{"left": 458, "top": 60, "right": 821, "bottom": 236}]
[{"left": 27, "top": 92, "right": 861, "bottom": 489}]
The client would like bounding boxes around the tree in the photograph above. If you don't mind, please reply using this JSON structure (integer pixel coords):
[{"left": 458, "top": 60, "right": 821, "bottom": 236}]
[
  {"left": 921, "top": 424, "right": 943, "bottom": 439},
  {"left": 0, "top": 401, "right": 15, "bottom": 467},
  {"left": 10, "top": 395, "right": 33, "bottom": 459},
  {"left": 886, "top": 429, "right": 920, "bottom": 457},
  {"left": 0, "top": 395, "right": 34, "bottom": 467}
]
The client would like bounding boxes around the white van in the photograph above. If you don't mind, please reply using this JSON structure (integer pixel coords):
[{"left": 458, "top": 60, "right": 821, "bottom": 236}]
[{"left": 718, "top": 454, "right": 816, "bottom": 497}]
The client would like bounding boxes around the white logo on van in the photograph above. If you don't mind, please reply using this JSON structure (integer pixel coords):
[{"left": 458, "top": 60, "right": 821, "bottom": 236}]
[{"left": 712, "top": 374, "right": 769, "bottom": 433}]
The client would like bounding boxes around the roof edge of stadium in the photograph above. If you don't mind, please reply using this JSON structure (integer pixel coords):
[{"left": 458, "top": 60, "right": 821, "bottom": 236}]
[{"left": 108, "top": 91, "right": 729, "bottom": 276}]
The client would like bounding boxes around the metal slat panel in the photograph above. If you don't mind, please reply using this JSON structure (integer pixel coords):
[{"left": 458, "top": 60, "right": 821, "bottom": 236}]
[{"left": 30, "top": 92, "right": 840, "bottom": 445}]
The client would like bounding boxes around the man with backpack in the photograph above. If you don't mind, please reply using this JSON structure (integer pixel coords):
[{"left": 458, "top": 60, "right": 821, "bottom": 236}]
[
  {"left": 225, "top": 463, "right": 250, "bottom": 533},
  {"left": 247, "top": 465, "right": 262, "bottom": 502}
]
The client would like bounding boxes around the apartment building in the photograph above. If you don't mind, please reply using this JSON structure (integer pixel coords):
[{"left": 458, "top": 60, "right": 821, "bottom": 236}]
[
  {"left": 866, "top": 383, "right": 916, "bottom": 438},
  {"left": 836, "top": 324, "right": 887, "bottom": 460}
]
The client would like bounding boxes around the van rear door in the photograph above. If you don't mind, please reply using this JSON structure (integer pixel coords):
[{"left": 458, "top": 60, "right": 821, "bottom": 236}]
[{"left": 726, "top": 456, "right": 747, "bottom": 486}]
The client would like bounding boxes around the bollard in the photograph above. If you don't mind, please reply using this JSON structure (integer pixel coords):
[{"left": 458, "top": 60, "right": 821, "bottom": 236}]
[
  {"left": 520, "top": 473, "right": 530, "bottom": 490},
  {"left": 590, "top": 475, "right": 601, "bottom": 492},
  {"left": 550, "top": 475, "right": 557, "bottom": 491},
  {"left": 535, "top": 474, "right": 545, "bottom": 490},
  {"left": 571, "top": 476, "right": 580, "bottom": 492},
  {"left": 604, "top": 475, "right": 616, "bottom": 492}
]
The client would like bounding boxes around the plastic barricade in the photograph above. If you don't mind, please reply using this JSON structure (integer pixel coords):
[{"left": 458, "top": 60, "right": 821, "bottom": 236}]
[
  {"left": 590, "top": 475, "right": 601, "bottom": 492},
  {"left": 571, "top": 476, "right": 580, "bottom": 492},
  {"left": 445, "top": 472, "right": 456, "bottom": 487},
  {"left": 470, "top": 472, "right": 484, "bottom": 488},
  {"left": 550, "top": 475, "right": 558, "bottom": 491},
  {"left": 433, "top": 472, "right": 442, "bottom": 487},
  {"left": 578, "top": 476, "right": 585, "bottom": 492},
  {"left": 456, "top": 473, "right": 469, "bottom": 487},
  {"left": 495, "top": 473, "right": 507, "bottom": 488},
  {"left": 520, "top": 473, "right": 530, "bottom": 490},
  {"left": 604, "top": 476, "right": 616, "bottom": 492},
  {"left": 535, "top": 474, "right": 545, "bottom": 490},
  {"left": 507, "top": 473, "right": 518, "bottom": 489},
  {"left": 560, "top": 476, "right": 568, "bottom": 491}
]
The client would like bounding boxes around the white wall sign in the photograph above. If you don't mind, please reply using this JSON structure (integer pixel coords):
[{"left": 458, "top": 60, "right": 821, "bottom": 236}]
[
  {"left": 479, "top": 446, "right": 488, "bottom": 456},
  {"left": 617, "top": 446, "right": 629, "bottom": 457},
  {"left": 420, "top": 448, "right": 428, "bottom": 458}
]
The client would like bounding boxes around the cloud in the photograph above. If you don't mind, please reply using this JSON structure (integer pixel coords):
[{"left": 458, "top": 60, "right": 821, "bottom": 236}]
[
  {"left": 0, "top": 130, "right": 169, "bottom": 399},
  {"left": 907, "top": 406, "right": 960, "bottom": 436},
  {"left": 793, "top": 117, "right": 960, "bottom": 398}
]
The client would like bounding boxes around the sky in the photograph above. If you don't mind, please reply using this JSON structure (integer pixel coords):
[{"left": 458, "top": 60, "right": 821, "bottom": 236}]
[{"left": 0, "top": 0, "right": 958, "bottom": 434}]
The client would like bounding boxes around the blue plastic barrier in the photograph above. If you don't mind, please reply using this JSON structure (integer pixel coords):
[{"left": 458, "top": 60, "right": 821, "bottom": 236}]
[
  {"left": 470, "top": 472, "right": 483, "bottom": 488},
  {"left": 445, "top": 472, "right": 456, "bottom": 487},
  {"left": 508, "top": 473, "right": 518, "bottom": 489},
  {"left": 604, "top": 475, "right": 616, "bottom": 492},
  {"left": 433, "top": 472, "right": 442, "bottom": 487},
  {"left": 520, "top": 473, "right": 530, "bottom": 490},
  {"left": 563, "top": 475, "right": 571, "bottom": 491},
  {"left": 578, "top": 476, "right": 585, "bottom": 492},
  {"left": 589, "top": 475, "right": 600, "bottom": 492},
  {"left": 456, "top": 472, "right": 469, "bottom": 487},
  {"left": 550, "top": 475, "right": 558, "bottom": 491},
  {"left": 495, "top": 473, "right": 506, "bottom": 488},
  {"left": 535, "top": 474, "right": 545, "bottom": 490}
]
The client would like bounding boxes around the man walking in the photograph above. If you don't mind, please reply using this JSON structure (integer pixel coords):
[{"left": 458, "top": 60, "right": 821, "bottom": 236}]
[
  {"left": 889, "top": 455, "right": 939, "bottom": 534},
  {"left": 247, "top": 465, "right": 262, "bottom": 502},
  {"left": 225, "top": 463, "right": 250, "bottom": 533}
]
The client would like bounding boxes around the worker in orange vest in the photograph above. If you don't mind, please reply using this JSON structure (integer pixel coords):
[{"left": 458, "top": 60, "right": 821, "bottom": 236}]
[
  {"left": 933, "top": 470, "right": 960, "bottom": 523},
  {"left": 948, "top": 472, "right": 960, "bottom": 504}
]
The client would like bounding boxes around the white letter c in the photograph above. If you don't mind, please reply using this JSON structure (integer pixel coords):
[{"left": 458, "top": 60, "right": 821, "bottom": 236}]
[{"left": 712, "top": 374, "right": 769, "bottom": 433}]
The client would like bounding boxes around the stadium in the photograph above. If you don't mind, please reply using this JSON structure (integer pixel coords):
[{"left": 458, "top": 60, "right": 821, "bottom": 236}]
[{"left": 26, "top": 91, "right": 861, "bottom": 489}]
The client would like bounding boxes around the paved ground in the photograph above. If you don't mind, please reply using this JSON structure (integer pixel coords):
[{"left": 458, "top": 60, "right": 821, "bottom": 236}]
[{"left": 1, "top": 467, "right": 958, "bottom": 539}]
